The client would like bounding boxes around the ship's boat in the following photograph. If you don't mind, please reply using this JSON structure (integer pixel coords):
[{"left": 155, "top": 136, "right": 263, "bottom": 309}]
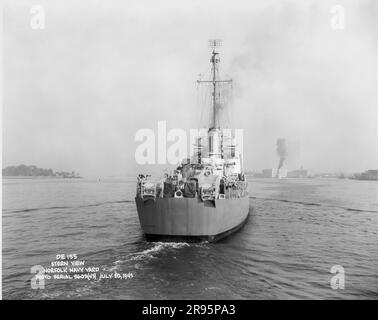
[{"left": 135, "top": 40, "right": 251, "bottom": 242}]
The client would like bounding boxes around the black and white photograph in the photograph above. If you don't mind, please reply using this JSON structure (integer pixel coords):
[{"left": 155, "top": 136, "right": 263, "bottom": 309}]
[{"left": 1, "top": 0, "right": 377, "bottom": 304}]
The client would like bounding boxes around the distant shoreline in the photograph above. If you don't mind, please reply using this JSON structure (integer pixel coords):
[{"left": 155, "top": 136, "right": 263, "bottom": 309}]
[
  {"left": 2, "top": 176, "right": 82, "bottom": 179},
  {"left": 2, "top": 165, "right": 82, "bottom": 179}
]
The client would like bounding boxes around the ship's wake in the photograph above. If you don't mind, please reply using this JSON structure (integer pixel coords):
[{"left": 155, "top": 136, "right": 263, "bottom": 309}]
[
  {"left": 128, "top": 242, "right": 190, "bottom": 261},
  {"left": 128, "top": 241, "right": 208, "bottom": 262}
]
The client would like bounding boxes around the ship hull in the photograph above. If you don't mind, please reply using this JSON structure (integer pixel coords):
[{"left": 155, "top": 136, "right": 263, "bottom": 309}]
[{"left": 135, "top": 196, "right": 251, "bottom": 242}]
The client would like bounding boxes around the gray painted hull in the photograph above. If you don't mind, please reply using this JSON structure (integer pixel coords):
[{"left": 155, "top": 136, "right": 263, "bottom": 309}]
[{"left": 135, "top": 196, "right": 251, "bottom": 242}]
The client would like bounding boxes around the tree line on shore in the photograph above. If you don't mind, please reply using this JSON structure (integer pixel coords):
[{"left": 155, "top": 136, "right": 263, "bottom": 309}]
[{"left": 2, "top": 165, "right": 81, "bottom": 178}]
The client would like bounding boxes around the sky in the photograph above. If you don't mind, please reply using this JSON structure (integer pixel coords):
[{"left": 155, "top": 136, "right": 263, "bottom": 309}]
[{"left": 2, "top": 0, "right": 377, "bottom": 177}]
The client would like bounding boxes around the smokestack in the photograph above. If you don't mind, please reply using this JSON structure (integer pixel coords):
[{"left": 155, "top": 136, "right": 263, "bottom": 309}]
[{"left": 276, "top": 138, "right": 287, "bottom": 177}]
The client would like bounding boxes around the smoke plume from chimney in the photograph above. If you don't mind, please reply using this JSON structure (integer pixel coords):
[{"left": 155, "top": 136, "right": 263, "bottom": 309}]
[{"left": 276, "top": 138, "right": 287, "bottom": 175}]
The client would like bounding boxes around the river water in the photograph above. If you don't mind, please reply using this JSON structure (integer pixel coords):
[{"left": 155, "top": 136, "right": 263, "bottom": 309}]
[{"left": 2, "top": 177, "right": 378, "bottom": 299}]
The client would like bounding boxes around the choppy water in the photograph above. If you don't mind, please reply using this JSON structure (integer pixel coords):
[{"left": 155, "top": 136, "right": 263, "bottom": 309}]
[{"left": 2, "top": 177, "right": 378, "bottom": 299}]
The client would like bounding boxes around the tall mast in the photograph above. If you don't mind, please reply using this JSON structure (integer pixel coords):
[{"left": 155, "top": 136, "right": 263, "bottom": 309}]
[
  {"left": 211, "top": 49, "right": 219, "bottom": 129},
  {"left": 197, "top": 39, "right": 232, "bottom": 130}
]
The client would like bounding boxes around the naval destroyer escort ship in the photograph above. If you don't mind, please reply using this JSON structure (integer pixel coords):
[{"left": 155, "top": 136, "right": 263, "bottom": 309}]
[{"left": 135, "top": 40, "right": 250, "bottom": 242}]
